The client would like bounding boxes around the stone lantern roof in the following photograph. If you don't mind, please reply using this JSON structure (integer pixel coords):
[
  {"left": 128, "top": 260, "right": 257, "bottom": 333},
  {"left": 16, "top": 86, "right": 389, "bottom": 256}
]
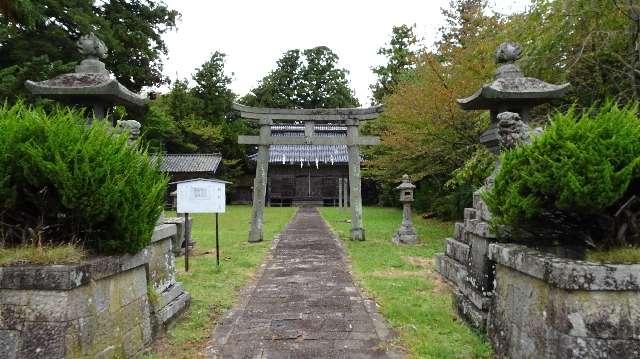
[
  {"left": 457, "top": 42, "right": 570, "bottom": 110},
  {"left": 25, "top": 33, "right": 147, "bottom": 111},
  {"left": 395, "top": 174, "right": 416, "bottom": 190}
]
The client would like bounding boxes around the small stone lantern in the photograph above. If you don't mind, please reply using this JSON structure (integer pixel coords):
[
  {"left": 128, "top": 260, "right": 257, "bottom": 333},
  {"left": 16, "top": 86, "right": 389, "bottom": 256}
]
[{"left": 393, "top": 174, "right": 418, "bottom": 245}]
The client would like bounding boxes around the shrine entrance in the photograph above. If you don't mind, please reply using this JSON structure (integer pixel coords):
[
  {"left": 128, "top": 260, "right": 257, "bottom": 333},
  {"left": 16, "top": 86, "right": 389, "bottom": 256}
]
[{"left": 235, "top": 103, "right": 382, "bottom": 242}]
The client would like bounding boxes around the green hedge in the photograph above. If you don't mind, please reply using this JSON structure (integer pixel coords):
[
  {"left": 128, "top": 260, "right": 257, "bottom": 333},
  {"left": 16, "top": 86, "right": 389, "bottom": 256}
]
[
  {"left": 0, "top": 102, "right": 168, "bottom": 254},
  {"left": 485, "top": 102, "right": 640, "bottom": 248}
]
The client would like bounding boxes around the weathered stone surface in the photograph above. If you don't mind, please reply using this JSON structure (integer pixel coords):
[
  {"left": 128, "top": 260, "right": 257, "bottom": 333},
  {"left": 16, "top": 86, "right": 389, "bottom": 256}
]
[
  {"left": 436, "top": 255, "right": 491, "bottom": 311},
  {"left": 207, "top": 208, "right": 400, "bottom": 358},
  {"left": 0, "top": 330, "right": 19, "bottom": 359},
  {"left": 489, "top": 243, "right": 640, "bottom": 291},
  {"left": 445, "top": 238, "right": 470, "bottom": 264},
  {"left": 163, "top": 217, "right": 186, "bottom": 256},
  {"left": 489, "top": 246, "right": 640, "bottom": 359},
  {"left": 453, "top": 222, "right": 466, "bottom": 243},
  {"left": 25, "top": 33, "right": 147, "bottom": 112},
  {"left": 453, "top": 290, "right": 486, "bottom": 331},
  {"left": 464, "top": 208, "right": 477, "bottom": 220},
  {"left": 0, "top": 223, "right": 189, "bottom": 358},
  {"left": 466, "top": 234, "right": 494, "bottom": 292}
]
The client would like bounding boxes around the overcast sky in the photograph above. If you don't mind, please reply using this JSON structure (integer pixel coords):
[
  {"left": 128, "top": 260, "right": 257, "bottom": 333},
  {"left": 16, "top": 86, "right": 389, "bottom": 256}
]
[{"left": 160, "top": 0, "right": 531, "bottom": 106}]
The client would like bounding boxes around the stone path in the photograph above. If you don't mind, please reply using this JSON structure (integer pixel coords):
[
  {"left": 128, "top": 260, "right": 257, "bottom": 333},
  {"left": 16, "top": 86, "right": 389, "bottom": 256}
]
[{"left": 207, "top": 207, "right": 400, "bottom": 359}]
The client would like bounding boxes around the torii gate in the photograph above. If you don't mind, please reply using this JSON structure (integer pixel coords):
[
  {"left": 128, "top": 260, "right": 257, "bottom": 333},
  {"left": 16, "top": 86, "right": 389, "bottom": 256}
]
[{"left": 234, "top": 103, "right": 382, "bottom": 242}]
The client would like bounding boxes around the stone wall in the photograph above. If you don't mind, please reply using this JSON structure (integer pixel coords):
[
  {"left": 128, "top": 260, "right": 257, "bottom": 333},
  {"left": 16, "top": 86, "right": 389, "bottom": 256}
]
[
  {"left": 0, "top": 223, "right": 190, "bottom": 358},
  {"left": 488, "top": 243, "right": 640, "bottom": 359},
  {"left": 435, "top": 190, "right": 640, "bottom": 358},
  {"left": 148, "top": 223, "right": 191, "bottom": 332},
  {"left": 435, "top": 189, "right": 495, "bottom": 330}
]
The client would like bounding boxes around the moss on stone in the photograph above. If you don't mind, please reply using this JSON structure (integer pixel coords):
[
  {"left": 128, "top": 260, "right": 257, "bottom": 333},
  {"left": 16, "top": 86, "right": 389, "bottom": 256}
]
[{"left": 586, "top": 246, "right": 640, "bottom": 264}]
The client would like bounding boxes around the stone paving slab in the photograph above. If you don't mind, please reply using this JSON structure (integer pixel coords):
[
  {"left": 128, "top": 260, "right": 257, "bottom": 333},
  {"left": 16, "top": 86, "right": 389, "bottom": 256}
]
[{"left": 207, "top": 207, "right": 401, "bottom": 359}]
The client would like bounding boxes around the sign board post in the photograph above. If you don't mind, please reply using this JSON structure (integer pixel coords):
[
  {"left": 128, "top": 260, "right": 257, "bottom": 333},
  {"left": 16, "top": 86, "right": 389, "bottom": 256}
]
[{"left": 174, "top": 178, "right": 230, "bottom": 270}]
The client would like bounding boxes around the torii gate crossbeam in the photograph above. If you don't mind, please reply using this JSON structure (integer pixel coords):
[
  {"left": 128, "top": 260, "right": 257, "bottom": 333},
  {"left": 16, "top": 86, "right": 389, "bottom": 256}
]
[{"left": 234, "top": 103, "right": 382, "bottom": 242}]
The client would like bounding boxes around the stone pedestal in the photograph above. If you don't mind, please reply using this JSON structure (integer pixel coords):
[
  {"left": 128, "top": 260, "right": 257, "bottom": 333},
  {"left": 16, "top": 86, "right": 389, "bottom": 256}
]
[
  {"left": 393, "top": 203, "right": 418, "bottom": 244},
  {"left": 0, "top": 223, "right": 190, "bottom": 358}
]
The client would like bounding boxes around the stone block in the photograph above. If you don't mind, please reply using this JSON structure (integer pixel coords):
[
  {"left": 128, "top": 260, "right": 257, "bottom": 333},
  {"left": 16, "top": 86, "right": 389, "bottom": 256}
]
[
  {"left": 0, "top": 330, "right": 19, "bottom": 359},
  {"left": 453, "top": 222, "right": 466, "bottom": 243},
  {"left": 436, "top": 255, "right": 491, "bottom": 311},
  {"left": 464, "top": 219, "right": 496, "bottom": 239},
  {"left": 466, "top": 234, "right": 495, "bottom": 292},
  {"left": 557, "top": 332, "right": 640, "bottom": 359},
  {"left": 148, "top": 235, "right": 177, "bottom": 293},
  {"left": 445, "top": 238, "right": 470, "bottom": 264},
  {"left": 453, "top": 289, "right": 487, "bottom": 331},
  {"left": 473, "top": 190, "right": 483, "bottom": 209},
  {"left": 435, "top": 254, "right": 465, "bottom": 285},
  {"left": 489, "top": 242, "right": 640, "bottom": 290},
  {"left": 464, "top": 208, "right": 477, "bottom": 220},
  {"left": 150, "top": 223, "right": 177, "bottom": 244},
  {"left": 156, "top": 291, "right": 190, "bottom": 328},
  {"left": 20, "top": 321, "right": 67, "bottom": 359},
  {"left": 488, "top": 245, "right": 640, "bottom": 358}
]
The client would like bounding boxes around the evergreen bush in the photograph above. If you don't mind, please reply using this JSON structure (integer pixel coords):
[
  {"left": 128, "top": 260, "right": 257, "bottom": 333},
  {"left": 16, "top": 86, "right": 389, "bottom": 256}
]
[
  {"left": 0, "top": 102, "right": 168, "bottom": 254},
  {"left": 485, "top": 102, "right": 640, "bottom": 248}
]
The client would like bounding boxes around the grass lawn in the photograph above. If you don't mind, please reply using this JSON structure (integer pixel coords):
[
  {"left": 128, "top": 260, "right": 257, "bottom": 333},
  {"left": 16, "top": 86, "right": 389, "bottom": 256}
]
[
  {"left": 319, "top": 207, "right": 492, "bottom": 359},
  {"left": 148, "top": 205, "right": 295, "bottom": 358}
]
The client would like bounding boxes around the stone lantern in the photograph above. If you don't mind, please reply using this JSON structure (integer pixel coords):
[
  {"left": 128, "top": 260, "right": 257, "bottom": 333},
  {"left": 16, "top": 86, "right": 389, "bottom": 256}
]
[
  {"left": 393, "top": 174, "right": 418, "bottom": 245},
  {"left": 435, "top": 41, "right": 570, "bottom": 332},
  {"left": 25, "top": 33, "right": 147, "bottom": 127},
  {"left": 457, "top": 42, "right": 570, "bottom": 154}
]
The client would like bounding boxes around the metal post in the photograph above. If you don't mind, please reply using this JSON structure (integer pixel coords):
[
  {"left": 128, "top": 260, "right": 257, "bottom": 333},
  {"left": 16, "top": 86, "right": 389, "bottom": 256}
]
[
  {"left": 184, "top": 212, "right": 190, "bottom": 272},
  {"left": 346, "top": 119, "right": 364, "bottom": 240},
  {"left": 343, "top": 178, "right": 349, "bottom": 208},
  {"left": 338, "top": 178, "right": 343, "bottom": 208},
  {"left": 248, "top": 118, "right": 271, "bottom": 242},
  {"left": 215, "top": 213, "right": 220, "bottom": 267}
]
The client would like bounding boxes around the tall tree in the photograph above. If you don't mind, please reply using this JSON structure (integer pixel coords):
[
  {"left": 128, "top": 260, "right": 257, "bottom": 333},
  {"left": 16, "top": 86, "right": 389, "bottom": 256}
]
[
  {"left": 192, "top": 51, "right": 235, "bottom": 119},
  {"left": 241, "top": 46, "right": 359, "bottom": 108},
  {"left": 505, "top": 0, "right": 638, "bottom": 107},
  {"left": 366, "top": 0, "right": 504, "bottom": 217},
  {"left": 370, "top": 24, "right": 418, "bottom": 104},
  {"left": 140, "top": 51, "right": 247, "bottom": 170},
  {"left": 0, "top": 0, "right": 179, "bottom": 101}
]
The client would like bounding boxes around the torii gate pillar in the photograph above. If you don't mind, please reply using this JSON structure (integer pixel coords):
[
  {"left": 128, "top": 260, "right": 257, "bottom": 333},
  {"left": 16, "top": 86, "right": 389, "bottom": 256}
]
[
  {"left": 346, "top": 118, "right": 365, "bottom": 240},
  {"left": 248, "top": 118, "right": 272, "bottom": 242}
]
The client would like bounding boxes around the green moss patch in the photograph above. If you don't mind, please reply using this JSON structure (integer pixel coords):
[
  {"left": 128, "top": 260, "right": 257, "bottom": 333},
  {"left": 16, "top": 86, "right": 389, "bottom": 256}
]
[
  {"left": 586, "top": 246, "right": 640, "bottom": 264},
  {"left": 0, "top": 243, "right": 85, "bottom": 266}
]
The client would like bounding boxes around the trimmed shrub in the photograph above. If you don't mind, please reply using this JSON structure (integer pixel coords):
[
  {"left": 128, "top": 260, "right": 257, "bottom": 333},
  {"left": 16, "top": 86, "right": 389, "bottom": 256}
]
[
  {"left": 0, "top": 102, "right": 168, "bottom": 254},
  {"left": 485, "top": 102, "right": 640, "bottom": 248}
]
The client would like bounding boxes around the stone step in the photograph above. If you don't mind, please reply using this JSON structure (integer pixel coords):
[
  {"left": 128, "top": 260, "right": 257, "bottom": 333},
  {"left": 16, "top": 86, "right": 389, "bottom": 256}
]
[
  {"left": 156, "top": 291, "right": 191, "bottom": 327},
  {"left": 445, "top": 238, "right": 470, "bottom": 264},
  {"left": 464, "top": 218, "right": 496, "bottom": 239},
  {"left": 473, "top": 190, "right": 483, "bottom": 209},
  {"left": 436, "top": 254, "right": 492, "bottom": 311},
  {"left": 453, "top": 289, "right": 487, "bottom": 331},
  {"left": 453, "top": 222, "right": 467, "bottom": 243},
  {"left": 464, "top": 208, "right": 477, "bottom": 220}
]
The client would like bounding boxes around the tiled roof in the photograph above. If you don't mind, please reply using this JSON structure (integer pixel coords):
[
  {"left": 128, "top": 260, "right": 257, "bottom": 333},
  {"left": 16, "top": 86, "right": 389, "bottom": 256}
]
[
  {"left": 249, "top": 125, "right": 348, "bottom": 165},
  {"left": 158, "top": 154, "right": 222, "bottom": 173}
]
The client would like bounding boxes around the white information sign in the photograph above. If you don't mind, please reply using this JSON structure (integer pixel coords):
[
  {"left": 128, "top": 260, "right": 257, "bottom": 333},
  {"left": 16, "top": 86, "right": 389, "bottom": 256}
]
[{"left": 176, "top": 179, "right": 227, "bottom": 213}]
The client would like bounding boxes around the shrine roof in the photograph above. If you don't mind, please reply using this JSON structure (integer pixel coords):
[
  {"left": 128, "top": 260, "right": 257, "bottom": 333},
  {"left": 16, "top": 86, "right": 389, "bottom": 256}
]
[{"left": 158, "top": 153, "right": 222, "bottom": 173}]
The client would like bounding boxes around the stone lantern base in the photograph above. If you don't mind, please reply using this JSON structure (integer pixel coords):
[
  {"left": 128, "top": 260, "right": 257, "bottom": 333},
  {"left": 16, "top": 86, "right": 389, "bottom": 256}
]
[{"left": 393, "top": 222, "right": 418, "bottom": 245}]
